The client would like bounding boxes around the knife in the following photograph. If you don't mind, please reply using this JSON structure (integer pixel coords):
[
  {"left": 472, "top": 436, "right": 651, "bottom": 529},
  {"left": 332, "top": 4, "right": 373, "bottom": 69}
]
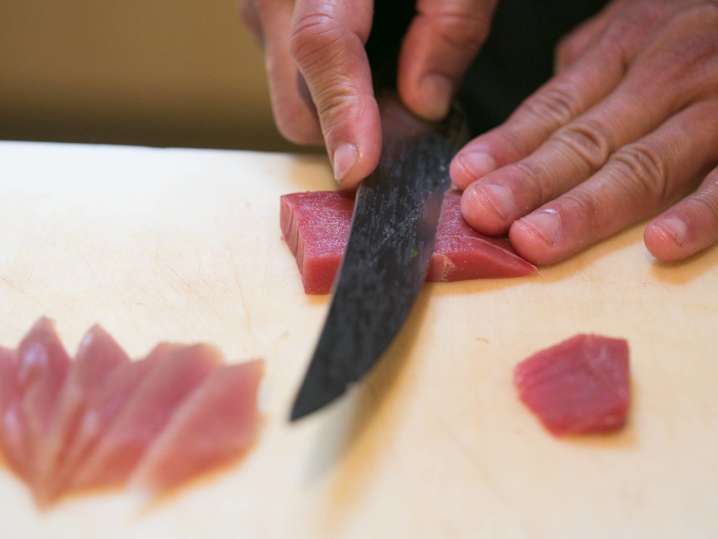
[
  {"left": 289, "top": 5, "right": 469, "bottom": 422},
  {"left": 289, "top": 97, "right": 468, "bottom": 421}
]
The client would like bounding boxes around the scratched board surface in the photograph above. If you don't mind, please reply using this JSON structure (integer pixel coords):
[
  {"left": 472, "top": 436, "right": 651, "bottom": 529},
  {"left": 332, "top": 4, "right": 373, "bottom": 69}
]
[{"left": 0, "top": 141, "right": 716, "bottom": 538}]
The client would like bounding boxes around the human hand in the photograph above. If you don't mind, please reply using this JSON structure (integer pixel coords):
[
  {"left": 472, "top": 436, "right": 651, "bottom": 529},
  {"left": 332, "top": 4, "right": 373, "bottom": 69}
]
[
  {"left": 452, "top": 0, "right": 718, "bottom": 264},
  {"left": 240, "top": 0, "right": 497, "bottom": 187}
]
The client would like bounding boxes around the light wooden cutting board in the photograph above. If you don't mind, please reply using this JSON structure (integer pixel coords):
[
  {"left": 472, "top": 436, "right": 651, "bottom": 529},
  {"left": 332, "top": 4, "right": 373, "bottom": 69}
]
[{"left": 1, "top": 141, "right": 716, "bottom": 538}]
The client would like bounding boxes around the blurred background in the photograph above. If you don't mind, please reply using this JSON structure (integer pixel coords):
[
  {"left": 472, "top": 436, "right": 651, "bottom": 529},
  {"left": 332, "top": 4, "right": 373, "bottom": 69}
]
[{"left": 0, "top": 0, "right": 295, "bottom": 151}]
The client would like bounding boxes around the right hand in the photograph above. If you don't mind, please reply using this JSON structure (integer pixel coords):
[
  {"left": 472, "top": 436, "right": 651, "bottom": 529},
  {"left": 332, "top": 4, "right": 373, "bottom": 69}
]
[{"left": 239, "top": 0, "right": 497, "bottom": 188}]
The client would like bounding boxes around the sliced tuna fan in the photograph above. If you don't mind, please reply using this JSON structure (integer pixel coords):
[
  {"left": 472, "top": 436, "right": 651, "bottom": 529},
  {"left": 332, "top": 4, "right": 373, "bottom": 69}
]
[{"left": 0, "top": 318, "right": 263, "bottom": 508}]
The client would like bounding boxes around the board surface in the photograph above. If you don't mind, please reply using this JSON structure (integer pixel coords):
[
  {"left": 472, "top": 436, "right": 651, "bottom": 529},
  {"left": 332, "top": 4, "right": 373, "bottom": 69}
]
[{"left": 1, "top": 141, "right": 716, "bottom": 538}]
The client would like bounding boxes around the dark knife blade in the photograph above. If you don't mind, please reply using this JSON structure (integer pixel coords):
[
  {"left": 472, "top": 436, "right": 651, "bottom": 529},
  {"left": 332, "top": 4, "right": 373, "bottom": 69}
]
[{"left": 290, "top": 95, "right": 468, "bottom": 421}]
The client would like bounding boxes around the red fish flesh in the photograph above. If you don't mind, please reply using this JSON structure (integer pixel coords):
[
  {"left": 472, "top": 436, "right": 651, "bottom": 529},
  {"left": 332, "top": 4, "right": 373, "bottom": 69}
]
[
  {"left": 50, "top": 343, "right": 174, "bottom": 500},
  {"left": 2, "top": 319, "right": 71, "bottom": 481},
  {"left": 33, "top": 325, "right": 130, "bottom": 504},
  {"left": 0, "top": 347, "right": 17, "bottom": 422},
  {"left": 0, "top": 347, "right": 18, "bottom": 465},
  {"left": 70, "top": 344, "right": 221, "bottom": 491},
  {"left": 280, "top": 190, "right": 536, "bottom": 294},
  {"left": 514, "top": 334, "right": 630, "bottom": 436},
  {"left": 131, "top": 360, "right": 264, "bottom": 494},
  {"left": 0, "top": 319, "right": 264, "bottom": 508}
]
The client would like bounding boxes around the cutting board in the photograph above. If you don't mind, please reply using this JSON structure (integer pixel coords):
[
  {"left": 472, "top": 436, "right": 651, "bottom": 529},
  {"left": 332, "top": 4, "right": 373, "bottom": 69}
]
[{"left": 1, "top": 141, "right": 716, "bottom": 538}]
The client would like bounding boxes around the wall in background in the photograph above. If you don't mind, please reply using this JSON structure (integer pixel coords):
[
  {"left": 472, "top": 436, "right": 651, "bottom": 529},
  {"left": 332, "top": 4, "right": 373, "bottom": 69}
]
[{"left": 0, "top": 0, "right": 298, "bottom": 151}]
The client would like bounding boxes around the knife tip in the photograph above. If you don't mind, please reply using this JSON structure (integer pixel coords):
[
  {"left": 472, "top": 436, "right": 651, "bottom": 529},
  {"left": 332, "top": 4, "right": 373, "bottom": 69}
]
[{"left": 289, "top": 371, "right": 347, "bottom": 422}]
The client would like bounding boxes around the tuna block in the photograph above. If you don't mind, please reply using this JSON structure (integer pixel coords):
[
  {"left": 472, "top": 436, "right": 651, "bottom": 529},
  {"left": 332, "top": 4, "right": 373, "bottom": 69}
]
[{"left": 280, "top": 190, "right": 536, "bottom": 294}]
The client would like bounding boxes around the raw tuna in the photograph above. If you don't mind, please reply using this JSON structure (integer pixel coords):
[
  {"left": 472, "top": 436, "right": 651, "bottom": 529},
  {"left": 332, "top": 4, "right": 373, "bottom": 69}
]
[
  {"left": 2, "top": 319, "right": 71, "bottom": 480},
  {"left": 514, "top": 334, "right": 630, "bottom": 436},
  {"left": 32, "top": 325, "right": 130, "bottom": 504},
  {"left": 0, "top": 347, "right": 18, "bottom": 465},
  {"left": 70, "top": 344, "right": 221, "bottom": 492},
  {"left": 280, "top": 190, "right": 537, "bottom": 294},
  {"left": 0, "top": 347, "right": 17, "bottom": 421},
  {"left": 50, "top": 343, "right": 175, "bottom": 500},
  {"left": 131, "top": 360, "right": 264, "bottom": 494},
  {"left": 0, "top": 319, "right": 264, "bottom": 508}
]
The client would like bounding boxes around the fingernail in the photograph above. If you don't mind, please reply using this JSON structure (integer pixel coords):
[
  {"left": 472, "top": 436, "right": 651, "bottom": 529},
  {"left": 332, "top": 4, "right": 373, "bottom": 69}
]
[
  {"left": 420, "top": 74, "right": 452, "bottom": 119},
  {"left": 332, "top": 143, "right": 358, "bottom": 183},
  {"left": 457, "top": 152, "right": 497, "bottom": 183},
  {"left": 658, "top": 216, "right": 687, "bottom": 246},
  {"left": 519, "top": 209, "right": 561, "bottom": 246},
  {"left": 477, "top": 183, "right": 516, "bottom": 221}
]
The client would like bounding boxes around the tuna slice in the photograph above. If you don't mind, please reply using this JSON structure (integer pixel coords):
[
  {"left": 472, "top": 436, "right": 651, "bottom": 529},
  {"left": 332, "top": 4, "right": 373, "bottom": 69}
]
[
  {"left": 1, "top": 319, "right": 71, "bottom": 481},
  {"left": 514, "top": 334, "right": 630, "bottom": 436},
  {"left": 70, "top": 344, "right": 221, "bottom": 492},
  {"left": 50, "top": 343, "right": 178, "bottom": 500},
  {"left": 32, "top": 325, "right": 130, "bottom": 504},
  {"left": 280, "top": 190, "right": 536, "bottom": 294},
  {"left": 0, "top": 347, "right": 18, "bottom": 465},
  {"left": 131, "top": 360, "right": 264, "bottom": 494}
]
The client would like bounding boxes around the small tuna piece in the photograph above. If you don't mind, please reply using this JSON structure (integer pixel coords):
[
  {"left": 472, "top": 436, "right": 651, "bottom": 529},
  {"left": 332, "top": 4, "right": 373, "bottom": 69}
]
[
  {"left": 280, "top": 191, "right": 536, "bottom": 294},
  {"left": 514, "top": 334, "right": 630, "bottom": 436},
  {"left": 70, "top": 344, "right": 221, "bottom": 491},
  {"left": 50, "top": 343, "right": 177, "bottom": 500},
  {"left": 0, "top": 347, "right": 17, "bottom": 420},
  {"left": 0, "top": 347, "right": 18, "bottom": 465},
  {"left": 2, "top": 319, "right": 71, "bottom": 480},
  {"left": 32, "top": 325, "right": 130, "bottom": 504},
  {"left": 131, "top": 360, "right": 264, "bottom": 494}
]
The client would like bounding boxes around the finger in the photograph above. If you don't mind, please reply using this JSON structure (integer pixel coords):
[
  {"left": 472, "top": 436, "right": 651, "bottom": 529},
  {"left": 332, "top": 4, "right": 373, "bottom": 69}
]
[
  {"left": 238, "top": 0, "right": 264, "bottom": 45},
  {"left": 508, "top": 99, "right": 718, "bottom": 265},
  {"left": 460, "top": 68, "right": 680, "bottom": 235},
  {"left": 645, "top": 167, "right": 718, "bottom": 262},
  {"left": 450, "top": 39, "right": 626, "bottom": 190},
  {"left": 290, "top": 0, "right": 379, "bottom": 187},
  {"left": 398, "top": 0, "right": 495, "bottom": 120},
  {"left": 256, "top": 0, "right": 322, "bottom": 145}
]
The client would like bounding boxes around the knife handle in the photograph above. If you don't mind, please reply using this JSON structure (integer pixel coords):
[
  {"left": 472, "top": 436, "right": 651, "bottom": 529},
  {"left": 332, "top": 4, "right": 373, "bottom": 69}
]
[{"left": 365, "top": 0, "right": 415, "bottom": 92}]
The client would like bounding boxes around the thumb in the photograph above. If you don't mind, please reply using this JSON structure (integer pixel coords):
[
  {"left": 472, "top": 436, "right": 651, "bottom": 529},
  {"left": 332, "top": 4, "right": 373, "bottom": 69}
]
[{"left": 398, "top": 0, "right": 497, "bottom": 120}]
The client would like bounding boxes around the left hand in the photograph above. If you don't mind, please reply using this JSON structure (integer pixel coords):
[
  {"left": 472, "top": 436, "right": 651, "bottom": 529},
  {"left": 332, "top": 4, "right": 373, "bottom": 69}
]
[{"left": 451, "top": 0, "right": 718, "bottom": 264}]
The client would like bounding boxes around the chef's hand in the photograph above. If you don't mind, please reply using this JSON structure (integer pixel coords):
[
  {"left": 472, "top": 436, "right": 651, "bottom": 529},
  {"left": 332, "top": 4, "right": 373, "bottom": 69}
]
[
  {"left": 239, "top": 0, "right": 497, "bottom": 187},
  {"left": 452, "top": 0, "right": 718, "bottom": 264}
]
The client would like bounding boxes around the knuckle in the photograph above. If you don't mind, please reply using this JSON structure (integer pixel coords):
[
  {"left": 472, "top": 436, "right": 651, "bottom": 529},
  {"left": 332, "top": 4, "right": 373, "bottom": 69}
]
[
  {"left": 290, "top": 12, "right": 342, "bottom": 67},
  {"left": 519, "top": 84, "right": 581, "bottom": 126},
  {"left": 609, "top": 142, "right": 669, "bottom": 206},
  {"left": 550, "top": 119, "right": 613, "bottom": 172},
  {"left": 313, "top": 83, "right": 357, "bottom": 121}
]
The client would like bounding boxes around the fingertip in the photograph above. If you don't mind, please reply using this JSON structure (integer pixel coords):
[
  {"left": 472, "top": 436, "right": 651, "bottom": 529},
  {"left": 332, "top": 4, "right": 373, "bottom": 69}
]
[
  {"left": 460, "top": 182, "right": 513, "bottom": 236},
  {"left": 325, "top": 94, "right": 382, "bottom": 188},
  {"left": 450, "top": 151, "right": 497, "bottom": 190},
  {"left": 414, "top": 74, "right": 453, "bottom": 121},
  {"left": 509, "top": 210, "right": 564, "bottom": 265},
  {"left": 644, "top": 217, "right": 688, "bottom": 263}
]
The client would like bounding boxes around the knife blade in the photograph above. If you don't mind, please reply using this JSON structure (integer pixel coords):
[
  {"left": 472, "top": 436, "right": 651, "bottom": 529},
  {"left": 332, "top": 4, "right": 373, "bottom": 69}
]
[{"left": 290, "top": 94, "right": 468, "bottom": 421}]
